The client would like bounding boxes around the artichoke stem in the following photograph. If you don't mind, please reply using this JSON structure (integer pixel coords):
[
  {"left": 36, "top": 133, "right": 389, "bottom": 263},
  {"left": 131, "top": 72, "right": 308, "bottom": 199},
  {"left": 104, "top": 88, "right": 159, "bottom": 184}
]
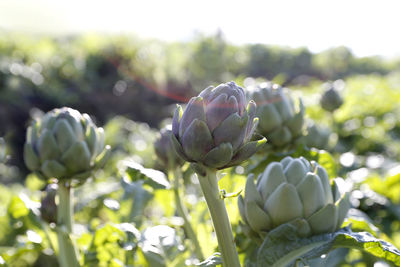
[
  {"left": 171, "top": 168, "right": 204, "bottom": 261},
  {"left": 197, "top": 168, "right": 241, "bottom": 267},
  {"left": 57, "top": 183, "right": 80, "bottom": 267}
]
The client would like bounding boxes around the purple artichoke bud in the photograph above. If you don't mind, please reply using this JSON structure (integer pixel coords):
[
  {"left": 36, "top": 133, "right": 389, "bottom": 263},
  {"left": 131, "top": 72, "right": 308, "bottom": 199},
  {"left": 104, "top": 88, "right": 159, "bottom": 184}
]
[
  {"left": 248, "top": 82, "right": 305, "bottom": 148},
  {"left": 320, "top": 85, "right": 343, "bottom": 112},
  {"left": 154, "top": 127, "right": 184, "bottom": 170},
  {"left": 171, "top": 82, "right": 266, "bottom": 170},
  {"left": 24, "top": 107, "right": 111, "bottom": 181},
  {"left": 40, "top": 183, "right": 58, "bottom": 224}
]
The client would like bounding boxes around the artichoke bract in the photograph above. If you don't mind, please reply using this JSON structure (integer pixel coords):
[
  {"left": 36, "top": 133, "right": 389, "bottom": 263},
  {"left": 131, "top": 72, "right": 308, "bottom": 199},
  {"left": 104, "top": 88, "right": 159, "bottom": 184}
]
[
  {"left": 154, "top": 127, "right": 184, "bottom": 170},
  {"left": 248, "top": 82, "right": 305, "bottom": 148},
  {"left": 320, "top": 86, "right": 343, "bottom": 112},
  {"left": 24, "top": 107, "right": 111, "bottom": 181},
  {"left": 238, "top": 156, "right": 350, "bottom": 240},
  {"left": 171, "top": 81, "right": 266, "bottom": 171}
]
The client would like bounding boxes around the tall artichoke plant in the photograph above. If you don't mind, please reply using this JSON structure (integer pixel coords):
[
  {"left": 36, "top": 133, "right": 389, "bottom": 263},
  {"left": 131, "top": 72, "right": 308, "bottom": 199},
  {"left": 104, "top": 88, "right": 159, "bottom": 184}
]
[
  {"left": 172, "top": 82, "right": 265, "bottom": 267},
  {"left": 24, "top": 107, "right": 111, "bottom": 267},
  {"left": 320, "top": 85, "right": 343, "bottom": 113},
  {"left": 24, "top": 107, "right": 111, "bottom": 181},
  {"left": 248, "top": 82, "right": 305, "bottom": 149},
  {"left": 238, "top": 156, "right": 350, "bottom": 242}
]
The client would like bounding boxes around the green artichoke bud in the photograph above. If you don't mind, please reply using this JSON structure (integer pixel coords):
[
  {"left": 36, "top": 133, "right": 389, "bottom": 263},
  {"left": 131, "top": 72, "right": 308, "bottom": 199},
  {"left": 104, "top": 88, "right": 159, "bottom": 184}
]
[
  {"left": 0, "top": 138, "right": 6, "bottom": 163},
  {"left": 24, "top": 107, "right": 111, "bottom": 181},
  {"left": 238, "top": 156, "right": 350, "bottom": 240},
  {"left": 154, "top": 127, "right": 184, "bottom": 170},
  {"left": 40, "top": 183, "right": 58, "bottom": 224},
  {"left": 303, "top": 120, "right": 333, "bottom": 150},
  {"left": 320, "top": 85, "right": 343, "bottom": 112},
  {"left": 248, "top": 82, "right": 305, "bottom": 148},
  {"left": 171, "top": 82, "right": 266, "bottom": 171}
]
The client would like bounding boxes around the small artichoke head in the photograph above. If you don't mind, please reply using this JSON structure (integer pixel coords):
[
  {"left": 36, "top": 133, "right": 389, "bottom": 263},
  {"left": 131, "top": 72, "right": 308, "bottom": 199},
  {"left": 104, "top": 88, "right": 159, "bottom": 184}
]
[
  {"left": 303, "top": 120, "right": 332, "bottom": 150},
  {"left": 248, "top": 82, "right": 305, "bottom": 149},
  {"left": 238, "top": 156, "right": 350, "bottom": 241},
  {"left": 154, "top": 127, "right": 184, "bottom": 170},
  {"left": 24, "top": 107, "right": 111, "bottom": 181},
  {"left": 171, "top": 81, "right": 266, "bottom": 171},
  {"left": 320, "top": 84, "right": 343, "bottom": 112}
]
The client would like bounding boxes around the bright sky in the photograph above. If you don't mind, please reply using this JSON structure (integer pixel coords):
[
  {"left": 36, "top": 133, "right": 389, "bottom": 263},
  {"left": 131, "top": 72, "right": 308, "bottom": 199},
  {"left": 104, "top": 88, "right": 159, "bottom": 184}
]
[{"left": 1, "top": 0, "right": 399, "bottom": 58}]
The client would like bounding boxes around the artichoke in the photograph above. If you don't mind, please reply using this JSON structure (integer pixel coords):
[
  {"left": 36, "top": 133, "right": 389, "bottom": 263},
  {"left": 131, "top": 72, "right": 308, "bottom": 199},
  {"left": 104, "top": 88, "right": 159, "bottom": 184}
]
[
  {"left": 154, "top": 127, "right": 184, "bottom": 170},
  {"left": 40, "top": 183, "right": 58, "bottom": 224},
  {"left": 320, "top": 85, "right": 343, "bottom": 112},
  {"left": 171, "top": 81, "right": 266, "bottom": 171},
  {"left": 248, "top": 82, "right": 305, "bottom": 148},
  {"left": 303, "top": 120, "right": 332, "bottom": 150},
  {"left": 238, "top": 156, "right": 350, "bottom": 240},
  {"left": 24, "top": 107, "right": 111, "bottom": 181}
]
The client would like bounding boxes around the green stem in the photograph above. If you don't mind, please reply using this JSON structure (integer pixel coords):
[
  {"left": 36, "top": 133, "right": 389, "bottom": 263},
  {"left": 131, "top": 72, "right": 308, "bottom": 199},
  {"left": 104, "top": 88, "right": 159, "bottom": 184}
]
[
  {"left": 57, "top": 183, "right": 80, "bottom": 267},
  {"left": 170, "top": 169, "right": 204, "bottom": 261},
  {"left": 197, "top": 168, "right": 241, "bottom": 267}
]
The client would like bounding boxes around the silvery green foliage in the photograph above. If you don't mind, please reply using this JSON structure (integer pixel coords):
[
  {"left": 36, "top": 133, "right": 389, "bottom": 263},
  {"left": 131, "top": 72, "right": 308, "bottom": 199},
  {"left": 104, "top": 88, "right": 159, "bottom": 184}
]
[
  {"left": 171, "top": 82, "right": 266, "bottom": 170},
  {"left": 238, "top": 156, "right": 350, "bottom": 241},
  {"left": 303, "top": 120, "right": 332, "bottom": 150},
  {"left": 154, "top": 127, "right": 183, "bottom": 170},
  {"left": 320, "top": 85, "right": 343, "bottom": 112},
  {"left": 24, "top": 107, "right": 111, "bottom": 181},
  {"left": 248, "top": 82, "right": 305, "bottom": 148}
]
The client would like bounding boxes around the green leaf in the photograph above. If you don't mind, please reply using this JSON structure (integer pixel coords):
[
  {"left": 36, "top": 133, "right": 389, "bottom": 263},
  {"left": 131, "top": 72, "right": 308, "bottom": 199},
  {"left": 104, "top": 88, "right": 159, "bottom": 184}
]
[
  {"left": 196, "top": 253, "right": 222, "bottom": 267},
  {"left": 256, "top": 220, "right": 400, "bottom": 266},
  {"left": 124, "top": 161, "right": 170, "bottom": 190}
]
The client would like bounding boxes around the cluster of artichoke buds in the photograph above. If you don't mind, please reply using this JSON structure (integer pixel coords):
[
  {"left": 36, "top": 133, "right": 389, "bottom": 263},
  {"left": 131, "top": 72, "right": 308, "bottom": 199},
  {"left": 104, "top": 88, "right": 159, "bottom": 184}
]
[
  {"left": 171, "top": 82, "right": 266, "bottom": 173},
  {"left": 238, "top": 156, "right": 350, "bottom": 241},
  {"left": 303, "top": 120, "right": 333, "bottom": 150},
  {"left": 248, "top": 82, "right": 305, "bottom": 149},
  {"left": 320, "top": 83, "right": 343, "bottom": 112},
  {"left": 24, "top": 107, "right": 111, "bottom": 181},
  {"left": 154, "top": 127, "right": 184, "bottom": 170}
]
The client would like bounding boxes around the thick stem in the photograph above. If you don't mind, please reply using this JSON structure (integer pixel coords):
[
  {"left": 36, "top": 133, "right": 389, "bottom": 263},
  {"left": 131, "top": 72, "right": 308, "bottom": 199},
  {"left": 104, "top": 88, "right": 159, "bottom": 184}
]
[
  {"left": 197, "top": 168, "right": 241, "bottom": 267},
  {"left": 57, "top": 183, "right": 80, "bottom": 267},
  {"left": 171, "top": 168, "right": 204, "bottom": 261}
]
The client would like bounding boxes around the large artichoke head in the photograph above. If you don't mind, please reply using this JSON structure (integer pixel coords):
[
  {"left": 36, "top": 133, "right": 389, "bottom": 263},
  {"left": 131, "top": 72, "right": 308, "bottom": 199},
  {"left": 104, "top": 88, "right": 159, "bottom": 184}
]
[
  {"left": 154, "top": 127, "right": 184, "bottom": 170},
  {"left": 238, "top": 156, "right": 350, "bottom": 241},
  {"left": 171, "top": 82, "right": 266, "bottom": 172},
  {"left": 24, "top": 107, "right": 111, "bottom": 181},
  {"left": 320, "top": 85, "right": 343, "bottom": 112},
  {"left": 249, "top": 83, "right": 305, "bottom": 148}
]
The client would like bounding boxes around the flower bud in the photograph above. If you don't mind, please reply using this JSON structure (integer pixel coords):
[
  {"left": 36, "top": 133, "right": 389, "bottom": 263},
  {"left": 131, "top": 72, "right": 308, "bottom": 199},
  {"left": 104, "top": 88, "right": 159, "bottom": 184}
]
[
  {"left": 248, "top": 82, "right": 304, "bottom": 149},
  {"left": 171, "top": 82, "right": 266, "bottom": 171},
  {"left": 154, "top": 127, "right": 184, "bottom": 170},
  {"left": 24, "top": 107, "right": 111, "bottom": 181},
  {"left": 303, "top": 120, "right": 333, "bottom": 150},
  {"left": 40, "top": 183, "right": 58, "bottom": 224},
  {"left": 320, "top": 84, "right": 343, "bottom": 112},
  {"left": 238, "top": 157, "right": 350, "bottom": 241}
]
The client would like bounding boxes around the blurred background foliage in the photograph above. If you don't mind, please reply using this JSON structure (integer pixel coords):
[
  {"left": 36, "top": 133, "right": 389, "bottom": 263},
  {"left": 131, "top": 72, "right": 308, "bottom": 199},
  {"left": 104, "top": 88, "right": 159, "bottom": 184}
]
[{"left": 1, "top": 32, "right": 400, "bottom": 266}]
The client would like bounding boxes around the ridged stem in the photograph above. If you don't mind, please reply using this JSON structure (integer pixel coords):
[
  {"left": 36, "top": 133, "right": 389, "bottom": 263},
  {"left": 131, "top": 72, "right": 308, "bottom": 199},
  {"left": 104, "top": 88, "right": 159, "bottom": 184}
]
[
  {"left": 197, "top": 168, "right": 241, "bottom": 267},
  {"left": 170, "top": 168, "right": 204, "bottom": 261},
  {"left": 57, "top": 183, "right": 80, "bottom": 267}
]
